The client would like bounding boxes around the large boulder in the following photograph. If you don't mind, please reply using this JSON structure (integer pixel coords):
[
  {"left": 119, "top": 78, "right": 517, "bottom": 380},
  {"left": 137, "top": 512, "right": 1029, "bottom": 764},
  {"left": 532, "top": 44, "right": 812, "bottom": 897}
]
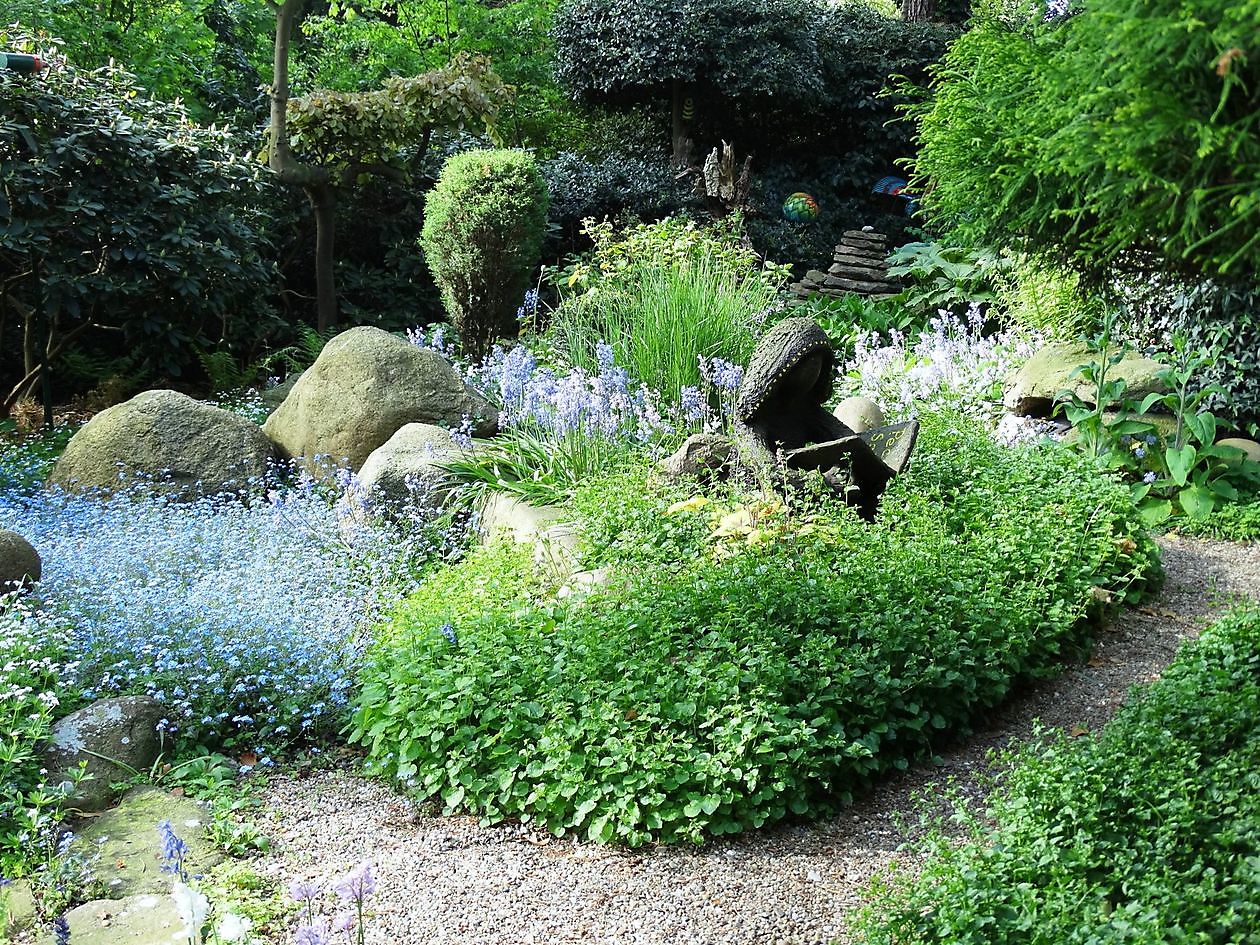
[
  {"left": 1004, "top": 343, "right": 1167, "bottom": 417},
  {"left": 262, "top": 327, "right": 497, "bottom": 477},
  {"left": 356, "top": 423, "right": 462, "bottom": 507},
  {"left": 480, "top": 493, "right": 566, "bottom": 543},
  {"left": 60, "top": 893, "right": 190, "bottom": 945},
  {"left": 44, "top": 696, "right": 164, "bottom": 812},
  {"left": 47, "top": 390, "right": 273, "bottom": 498},
  {"left": 0, "top": 529, "right": 41, "bottom": 591},
  {"left": 1217, "top": 437, "right": 1260, "bottom": 464}
]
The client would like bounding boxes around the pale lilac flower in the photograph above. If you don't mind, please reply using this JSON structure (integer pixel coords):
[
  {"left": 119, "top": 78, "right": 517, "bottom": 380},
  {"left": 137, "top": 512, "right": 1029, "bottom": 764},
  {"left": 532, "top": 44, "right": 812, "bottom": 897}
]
[
  {"left": 289, "top": 879, "right": 321, "bottom": 902},
  {"left": 334, "top": 862, "right": 376, "bottom": 902},
  {"left": 295, "top": 921, "right": 331, "bottom": 945}
]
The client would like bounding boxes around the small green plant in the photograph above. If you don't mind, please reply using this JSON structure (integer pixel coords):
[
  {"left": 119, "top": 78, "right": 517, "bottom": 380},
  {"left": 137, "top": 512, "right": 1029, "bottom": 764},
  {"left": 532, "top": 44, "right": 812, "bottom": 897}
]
[
  {"left": 886, "top": 240, "right": 1015, "bottom": 315},
  {"left": 420, "top": 149, "right": 550, "bottom": 357},
  {"left": 788, "top": 292, "right": 918, "bottom": 354},
  {"left": 1058, "top": 322, "right": 1260, "bottom": 524},
  {"left": 441, "top": 425, "right": 650, "bottom": 508},
  {"left": 1173, "top": 499, "right": 1260, "bottom": 542},
  {"left": 858, "top": 604, "right": 1260, "bottom": 945}
]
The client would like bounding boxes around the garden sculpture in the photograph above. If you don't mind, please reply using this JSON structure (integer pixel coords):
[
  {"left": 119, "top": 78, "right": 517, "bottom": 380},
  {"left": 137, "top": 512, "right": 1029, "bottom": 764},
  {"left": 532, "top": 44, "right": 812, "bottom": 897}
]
[{"left": 735, "top": 317, "right": 918, "bottom": 520}]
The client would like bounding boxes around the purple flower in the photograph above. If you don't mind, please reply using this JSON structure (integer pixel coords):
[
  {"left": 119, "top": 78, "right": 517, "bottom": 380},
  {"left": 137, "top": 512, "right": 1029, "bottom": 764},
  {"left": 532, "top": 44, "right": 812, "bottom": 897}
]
[
  {"left": 334, "top": 862, "right": 376, "bottom": 902},
  {"left": 289, "top": 879, "right": 321, "bottom": 902},
  {"left": 54, "top": 916, "right": 71, "bottom": 945},
  {"left": 438, "top": 623, "right": 457, "bottom": 645},
  {"left": 295, "top": 921, "right": 330, "bottom": 945},
  {"left": 156, "top": 821, "right": 187, "bottom": 879},
  {"left": 1143, "top": 471, "right": 1157, "bottom": 484},
  {"left": 679, "top": 386, "right": 706, "bottom": 423}
]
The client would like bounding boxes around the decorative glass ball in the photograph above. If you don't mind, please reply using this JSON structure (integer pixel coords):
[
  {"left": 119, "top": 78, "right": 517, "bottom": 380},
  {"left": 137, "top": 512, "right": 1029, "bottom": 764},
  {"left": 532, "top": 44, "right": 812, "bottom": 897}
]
[{"left": 782, "top": 192, "right": 820, "bottom": 222}]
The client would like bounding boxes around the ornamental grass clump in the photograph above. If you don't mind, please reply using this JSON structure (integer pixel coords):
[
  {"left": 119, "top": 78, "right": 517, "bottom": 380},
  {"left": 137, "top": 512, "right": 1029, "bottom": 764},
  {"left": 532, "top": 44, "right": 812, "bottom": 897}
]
[
  {"left": 350, "top": 413, "right": 1160, "bottom": 845},
  {"left": 859, "top": 605, "right": 1260, "bottom": 945},
  {"left": 546, "top": 216, "right": 786, "bottom": 404}
]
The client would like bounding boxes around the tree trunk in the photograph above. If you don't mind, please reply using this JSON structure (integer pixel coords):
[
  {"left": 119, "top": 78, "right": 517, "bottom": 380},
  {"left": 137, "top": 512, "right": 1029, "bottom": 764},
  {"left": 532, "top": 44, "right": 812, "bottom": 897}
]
[
  {"left": 268, "top": 0, "right": 338, "bottom": 327},
  {"left": 900, "top": 0, "right": 935, "bottom": 22},
  {"left": 670, "top": 79, "right": 692, "bottom": 167},
  {"left": 307, "top": 182, "right": 337, "bottom": 333}
]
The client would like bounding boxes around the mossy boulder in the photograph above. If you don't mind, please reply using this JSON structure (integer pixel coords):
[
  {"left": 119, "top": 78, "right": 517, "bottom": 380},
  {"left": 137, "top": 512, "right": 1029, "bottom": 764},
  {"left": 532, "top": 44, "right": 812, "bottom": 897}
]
[
  {"left": 71, "top": 787, "right": 222, "bottom": 898},
  {"left": 47, "top": 390, "right": 273, "bottom": 499},
  {"left": 262, "top": 327, "right": 497, "bottom": 478},
  {"left": 44, "top": 696, "right": 165, "bottom": 812},
  {"left": 58, "top": 893, "right": 188, "bottom": 945},
  {"left": 1004, "top": 343, "right": 1167, "bottom": 417}
]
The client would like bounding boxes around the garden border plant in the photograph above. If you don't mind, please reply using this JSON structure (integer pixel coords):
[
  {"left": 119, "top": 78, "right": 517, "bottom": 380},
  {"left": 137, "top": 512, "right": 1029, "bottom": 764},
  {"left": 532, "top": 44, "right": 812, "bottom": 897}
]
[
  {"left": 857, "top": 603, "right": 1260, "bottom": 945},
  {"left": 350, "top": 412, "right": 1159, "bottom": 845}
]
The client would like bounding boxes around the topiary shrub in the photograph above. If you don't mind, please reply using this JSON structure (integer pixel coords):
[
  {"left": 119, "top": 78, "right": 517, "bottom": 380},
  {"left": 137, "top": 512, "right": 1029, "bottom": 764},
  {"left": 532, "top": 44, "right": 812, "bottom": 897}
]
[
  {"left": 420, "top": 149, "right": 550, "bottom": 356},
  {"left": 350, "top": 414, "right": 1160, "bottom": 845}
]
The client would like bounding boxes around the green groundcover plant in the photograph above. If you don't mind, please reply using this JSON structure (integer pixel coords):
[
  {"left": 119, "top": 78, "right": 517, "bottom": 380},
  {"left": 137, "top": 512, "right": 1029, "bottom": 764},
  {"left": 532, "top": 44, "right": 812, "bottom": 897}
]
[
  {"left": 350, "top": 414, "right": 1159, "bottom": 845},
  {"left": 858, "top": 604, "right": 1260, "bottom": 945}
]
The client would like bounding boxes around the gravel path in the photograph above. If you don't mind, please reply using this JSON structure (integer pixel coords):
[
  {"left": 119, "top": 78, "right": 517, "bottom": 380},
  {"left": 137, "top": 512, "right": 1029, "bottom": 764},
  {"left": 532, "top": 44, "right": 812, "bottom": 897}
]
[{"left": 253, "top": 535, "right": 1260, "bottom": 945}]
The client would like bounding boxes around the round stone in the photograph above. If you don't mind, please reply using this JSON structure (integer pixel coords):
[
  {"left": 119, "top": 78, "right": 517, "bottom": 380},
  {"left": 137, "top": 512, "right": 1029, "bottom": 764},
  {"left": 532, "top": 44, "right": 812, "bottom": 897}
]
[
  {"left": 833, "top": 396, "right": 885, "bottom": 434},
  {"left": 1216, "top": 437, "right": 1260, "bottom": 464},
  {"left": 0, "top": 529, "right": 41, "bottom": 591}
]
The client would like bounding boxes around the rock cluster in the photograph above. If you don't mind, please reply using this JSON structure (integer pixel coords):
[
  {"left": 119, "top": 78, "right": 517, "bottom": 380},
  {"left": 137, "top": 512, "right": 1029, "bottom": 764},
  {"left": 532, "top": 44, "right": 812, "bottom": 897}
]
[
  {"left": 263, "top": 326, "right": 497, "bottom": 477},
  {"left": 790, "top": 229, "right": 901, "bottom": 300}
]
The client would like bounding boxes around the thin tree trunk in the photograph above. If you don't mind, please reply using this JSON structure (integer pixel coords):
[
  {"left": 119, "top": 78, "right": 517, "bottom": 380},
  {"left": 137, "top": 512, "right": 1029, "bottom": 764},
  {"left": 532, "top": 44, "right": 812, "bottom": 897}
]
[
  {"left": 268, "top": 0, "right": 338, "bottom": 327},
  {"left": 900, "top": 0, "right": 935, "bottom": 22},
  {"left": 307, "top": 182, "right": 337, "bottom": 333}
]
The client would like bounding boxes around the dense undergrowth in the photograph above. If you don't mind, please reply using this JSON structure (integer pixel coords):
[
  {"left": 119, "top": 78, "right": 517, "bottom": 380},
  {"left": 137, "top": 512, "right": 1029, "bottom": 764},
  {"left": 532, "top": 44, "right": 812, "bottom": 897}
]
[
  {"left": 350, "top": 414, "right": 1161, "bottom": 845},
  {"left": 859, "top": 605, "right": 1260, "bottom": 944}
]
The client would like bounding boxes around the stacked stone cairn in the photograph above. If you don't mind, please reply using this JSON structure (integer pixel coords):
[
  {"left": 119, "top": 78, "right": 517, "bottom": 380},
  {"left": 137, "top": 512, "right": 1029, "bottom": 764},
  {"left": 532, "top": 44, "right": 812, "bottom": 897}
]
[{"left": 789, "top": 228, "right": 900, "bottom": 301}]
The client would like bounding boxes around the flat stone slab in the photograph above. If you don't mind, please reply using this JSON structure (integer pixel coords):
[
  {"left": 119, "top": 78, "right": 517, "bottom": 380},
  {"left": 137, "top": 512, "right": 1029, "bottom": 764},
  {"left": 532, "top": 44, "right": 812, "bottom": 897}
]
[
  {"left": 58, "top": 894, "right": 188, "bottom": 945},
  {"left": 72, "top": 787, "right": 222, "bottom": 898}
]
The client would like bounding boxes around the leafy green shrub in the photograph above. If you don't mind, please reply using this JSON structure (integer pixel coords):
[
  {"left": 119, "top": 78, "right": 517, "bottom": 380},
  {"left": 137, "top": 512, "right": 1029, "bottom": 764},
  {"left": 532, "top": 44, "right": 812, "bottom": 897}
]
[
  {"left": 886, "top": 241, "right": 1016, "bottom": 315},
  {"left": 420, "top": 149, "right": 550, "bottom": 356},
  {"left": 0, "top": 34, "right": 280, "bottom": 412},
  {"left": 1173, "top": 500, "right": 1260, "bottom": 542},
  {"left": 541, "top": 151, "right": 692, "bottom": 245},
  {"left": 909, "top": 0, "right": 1260, "bottom": 281},
  {"left": 0, "top": 593, "right": 79, "bottom": 878},
  {"left": 1163, "top": 280, "right": 1260, "bottom": 430},
  {"left": 350, "top": 414, "right": 1159, "bottom": 845},
  {"left": 860, "top": 604, "right": 1260, "bottom": 945}
]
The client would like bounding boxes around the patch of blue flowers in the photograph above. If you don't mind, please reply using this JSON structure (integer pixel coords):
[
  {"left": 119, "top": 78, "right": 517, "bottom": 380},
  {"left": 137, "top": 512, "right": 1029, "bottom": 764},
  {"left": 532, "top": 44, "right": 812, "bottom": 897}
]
[
  {"left": 0, "top": 474, "right": 463, "bottom": 751},
  {"left": 407, "top": 326, "right": 745, "bottom": 445}
]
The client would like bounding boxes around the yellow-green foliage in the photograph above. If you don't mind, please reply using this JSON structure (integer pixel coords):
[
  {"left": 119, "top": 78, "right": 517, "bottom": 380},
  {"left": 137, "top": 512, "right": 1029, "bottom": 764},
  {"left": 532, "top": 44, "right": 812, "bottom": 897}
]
[{"left": 286, "top": 54, "right": 511, "bottom": 164}]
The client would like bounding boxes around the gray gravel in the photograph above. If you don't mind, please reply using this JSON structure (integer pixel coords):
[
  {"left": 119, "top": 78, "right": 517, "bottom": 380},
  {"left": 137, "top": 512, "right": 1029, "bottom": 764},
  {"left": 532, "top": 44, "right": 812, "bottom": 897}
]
[{"left": 252, "top": 535, "right": 1260, "bottom": 945}]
